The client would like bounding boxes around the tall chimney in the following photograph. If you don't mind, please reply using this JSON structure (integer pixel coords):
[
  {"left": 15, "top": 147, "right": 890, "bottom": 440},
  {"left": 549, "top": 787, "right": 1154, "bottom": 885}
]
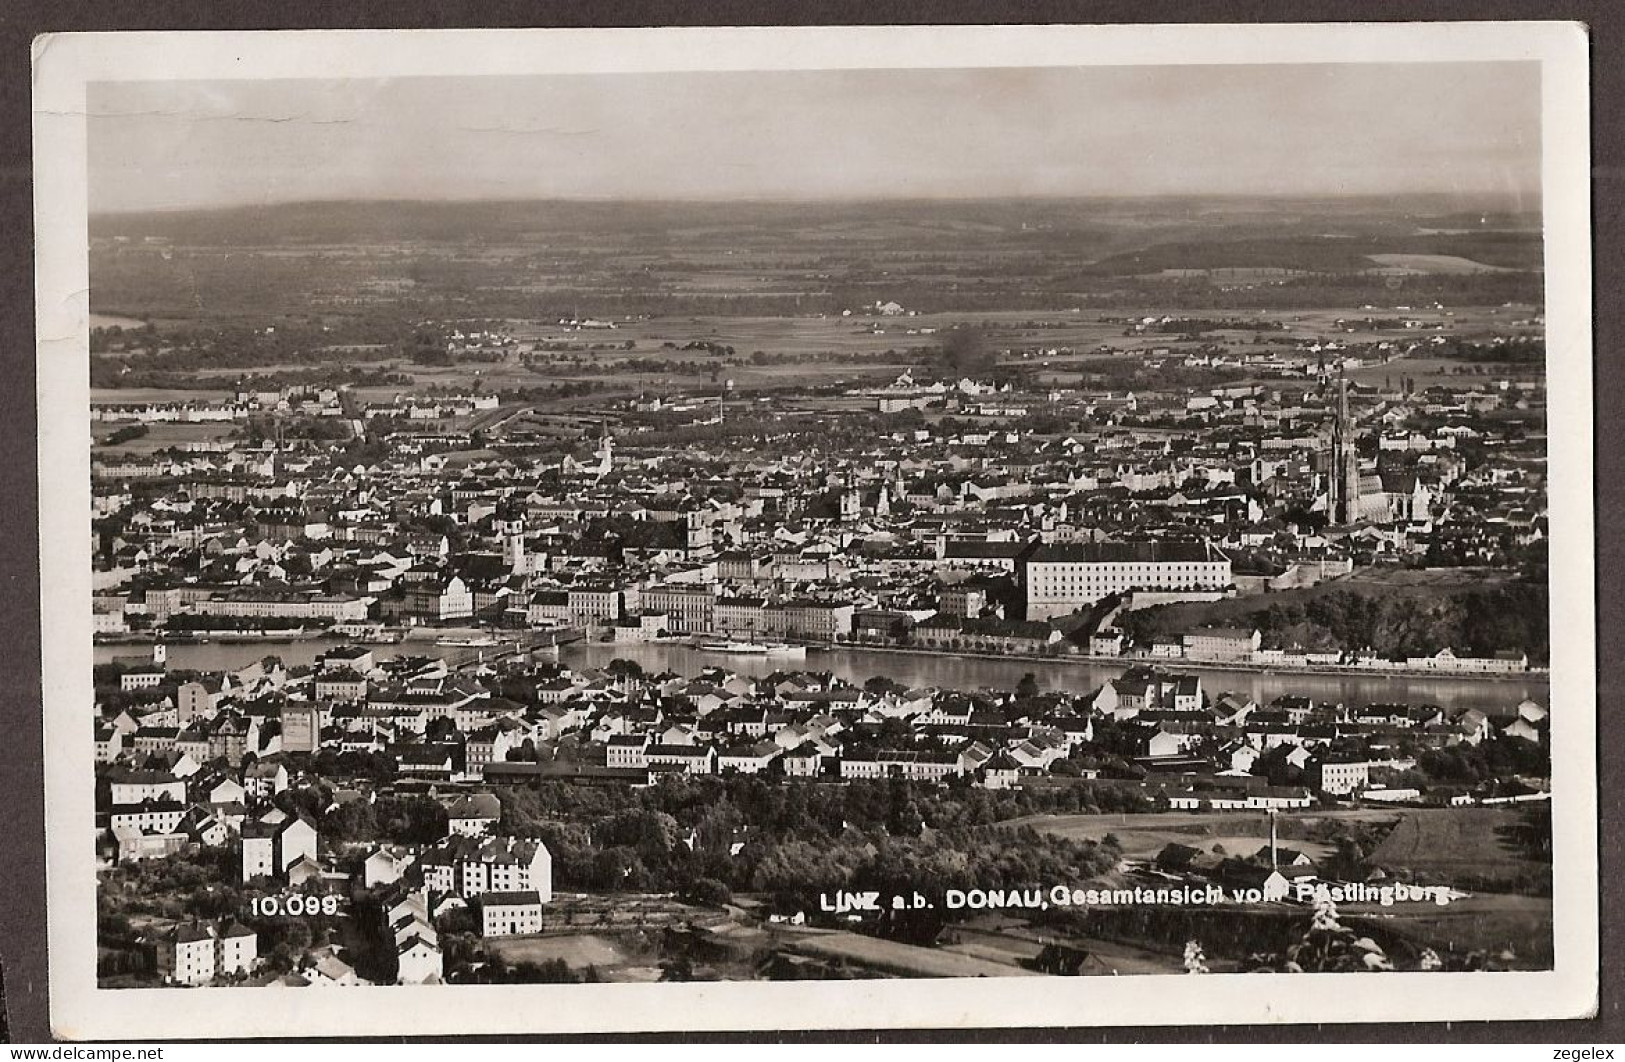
[{"left": 1269, "top": 808, "right": 1279, "bottom": 869}]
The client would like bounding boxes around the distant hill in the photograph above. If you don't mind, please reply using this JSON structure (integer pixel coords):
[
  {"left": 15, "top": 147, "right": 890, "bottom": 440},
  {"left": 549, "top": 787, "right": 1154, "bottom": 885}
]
[
  {"left": 1085, "top": 231, "right": 1541, "bottom": 275},
  {"left": 88, "top": 195, "right": 1540, "bottom": 260},
  {"left": 87, "top": 196, "right": 1544, "bottom": 325}
]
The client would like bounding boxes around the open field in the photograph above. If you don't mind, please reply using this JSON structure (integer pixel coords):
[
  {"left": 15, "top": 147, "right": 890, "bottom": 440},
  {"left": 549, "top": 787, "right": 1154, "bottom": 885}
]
[
  {"left": 91, "top": 387, "right": 235, "bottom": 404},
  {"left": 951, "top": 913, "right": 1188, "bottom": 975},
  {"left": 1065, "top": 934, "right": 1188, "bottom": 975},
  {"left": 486, "top": 933, "right": 630, "bottom": 969},
  {"left": 1345, "top": 893, "right": 1552, "bottom": 967},
  {"left": 1345, "top": 356, "right": 1544, "bottom": 389},
  {"left": 1002, "top": 809, "right": 1391, "bottom": 863},
  {"left": 93, "top": 420, "right": 239, "bottom": 454},
  {"left": 87, "top": 287, "right": 1542, "bottom": 400},
  {"left": 1366, "top": 254, "right": 1514, "bottom": 274},
  {"left": 1366, "top": 806, "right": 1547, "bottom": 888},
  {"left": 90, "top": 200, "right": 1545, "bottom": 379},
  {"left": 938, "top": 933, "right": 1043, "bottom": 968},
  {"left": 1335, "top": 566, "right": 1519, "bottom": 589},
  {"left": 90, "top": 313, "right": 153, "bottom": 329},
  {"left": 509, "top": 306, "right": 1537, "bottom": 367},
  {"left": 1089, "top": 229, "right": 1542, "bottom": 274},
  {"left": 396, "top": 301, "right": 1540, "bottom": 399},
  {"left": 363, "top": 351, "right": 917, "bottom": 398},
  {"left": 778, "top": 928, "right": 1039, "bottom": 978}
]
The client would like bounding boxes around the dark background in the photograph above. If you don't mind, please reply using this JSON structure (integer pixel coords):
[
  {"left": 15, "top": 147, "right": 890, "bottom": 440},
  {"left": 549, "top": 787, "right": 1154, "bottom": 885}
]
[{"left": 0, "top": 0, "right": 1616, "bottom": 1044}]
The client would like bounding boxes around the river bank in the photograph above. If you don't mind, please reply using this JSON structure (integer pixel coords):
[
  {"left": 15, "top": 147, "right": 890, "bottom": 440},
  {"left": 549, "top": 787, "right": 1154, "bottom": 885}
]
[
  {"left": 94, "top": 635, "right": 1550, "bottom": 712},
  {"left": 95, "top": 632, "right": 1546, "bottom": 685},
  {"left": 824, "top": 642, "right": 1547, "bottom": 685}
]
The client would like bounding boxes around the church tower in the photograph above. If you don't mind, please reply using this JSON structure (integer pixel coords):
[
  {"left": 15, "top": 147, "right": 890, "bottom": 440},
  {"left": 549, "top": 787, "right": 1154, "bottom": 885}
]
[
  {"left": 1329, "top": 374, "right": 1361, "bottom": 525},
  {"left": 505, "top": 530, "right": 526, "bottom": 575},
  {"left": 500, "top": 504, "right": 527, "bottom": 574}
]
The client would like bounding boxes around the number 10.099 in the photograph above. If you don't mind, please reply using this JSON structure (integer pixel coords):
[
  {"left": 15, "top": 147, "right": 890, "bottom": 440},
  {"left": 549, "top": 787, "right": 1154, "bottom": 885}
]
[{"left": 251, "top": 895, "right": 341, "bottom": 917}]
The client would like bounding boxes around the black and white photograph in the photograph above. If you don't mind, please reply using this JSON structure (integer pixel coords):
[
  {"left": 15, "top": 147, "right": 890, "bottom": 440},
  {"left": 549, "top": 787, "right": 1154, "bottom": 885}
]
[{"left": 32, "top": 23, "right": 1596, "bottom": 1037}]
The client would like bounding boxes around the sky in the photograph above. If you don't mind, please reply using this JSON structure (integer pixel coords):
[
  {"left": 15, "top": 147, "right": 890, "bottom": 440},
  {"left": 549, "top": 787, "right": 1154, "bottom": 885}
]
[{"left": 86, "top": 63, "right": 1542, "bottom": 213}]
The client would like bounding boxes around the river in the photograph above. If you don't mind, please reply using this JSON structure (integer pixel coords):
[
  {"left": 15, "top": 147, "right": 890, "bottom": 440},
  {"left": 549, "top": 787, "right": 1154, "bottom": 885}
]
[{"left": 96, "top": 638, "right": 1550, "bottom": 712}]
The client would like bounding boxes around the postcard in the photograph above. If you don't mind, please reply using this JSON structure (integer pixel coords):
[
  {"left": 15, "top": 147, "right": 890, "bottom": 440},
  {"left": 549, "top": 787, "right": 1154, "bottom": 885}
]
[{"left": 32, "top": 22, "right": 1595, "bottom": 1038}]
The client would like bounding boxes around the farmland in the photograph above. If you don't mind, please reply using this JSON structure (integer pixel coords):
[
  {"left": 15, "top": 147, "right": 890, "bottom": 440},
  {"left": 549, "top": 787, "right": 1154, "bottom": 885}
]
[
  {"left": 1014, "top": 806, "right": 1550, "bottom": 899},
  {"left": 81, "top": 195, "right": 1548, "bottom": 417},
  {"left": 1344, "top": 356, "right": 1545, "bottom": 389},
  {"left": 1366, "top": 253, "right": 1513, "bottom": 274},
  {"left": 1335, "top": 566, "right": 1520, "bottom": 589},
  {"left": 87, "top": 197, "right": 1543, "bottom": 367},
  {"left": 1343, "top": 892, "right": 1553, "bottom": 967},
  {"left": 1003, "top": 804, "right": 1552, "bottom": 971},
  {"left": 485, "top": 933, "right": 633, "bottom": 970},
  {"left": 1366, "top": 806, "right": 1549, "bottom": 889},
  {"left": 1003, "top": 809, "right": 1389, "bottom": 863},
  {"left": 84, "top": 303, "right": 1542, "bottom": 402},
  {"left": 92, "top": 420, "right": 237, "bottom": 454},
  {"left": 1089, "top": 228, "right": 1542, "bottom": 274},
  {"left": 776, "top": 926, "right": 1042, "bottom": 978}
]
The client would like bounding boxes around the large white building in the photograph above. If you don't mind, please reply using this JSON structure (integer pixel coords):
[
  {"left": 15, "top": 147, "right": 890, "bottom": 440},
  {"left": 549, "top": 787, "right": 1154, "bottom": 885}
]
[
  {"left": 1183, "top": 627, "right": 1261, "bottom": 663},
  {"left": 240, "top": 815, "right": 319, "bottom": 883},
  {"left": 419, "top": 835, "right": 552, "bottom": 901},
  {"left": 479, "top": 890, "right": 546, "bottom": 937},
  {"left": 159, "top": 922, "right": 258, "bottom": 986},
  {"left": 192, "top": 591, "right": 370, "bottom": 622},
  {"left": 1022, "top": 541, "right": 1231, "bottom": 620},
  {"left": 639, "top": 585, "right": 716, "bottom": 634},
  {"left": 1312, "top": 759, "right": 1372, "bottom": 796}
]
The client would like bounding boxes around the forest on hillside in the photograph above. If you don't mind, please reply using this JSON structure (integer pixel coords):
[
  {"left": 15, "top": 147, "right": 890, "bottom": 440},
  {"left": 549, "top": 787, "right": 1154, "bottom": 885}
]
[{"left": 1118, "top": 580, "right": 1548, "bottom": 663}]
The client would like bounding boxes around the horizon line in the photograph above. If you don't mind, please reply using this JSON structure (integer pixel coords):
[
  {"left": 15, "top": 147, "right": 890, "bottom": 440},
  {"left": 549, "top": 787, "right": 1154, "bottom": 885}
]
[{"left": 89, "top": 190, "right": 1541, "bottom": 219}]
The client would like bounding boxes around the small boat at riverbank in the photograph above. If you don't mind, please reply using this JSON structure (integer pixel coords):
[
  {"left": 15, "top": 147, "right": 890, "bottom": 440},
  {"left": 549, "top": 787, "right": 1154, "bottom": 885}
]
[
  {"left": 699, "top": 640, "right": 807, "bottom": 658},
  {"left": 327, "top": 625, "right": 405, "bottom": 644}
]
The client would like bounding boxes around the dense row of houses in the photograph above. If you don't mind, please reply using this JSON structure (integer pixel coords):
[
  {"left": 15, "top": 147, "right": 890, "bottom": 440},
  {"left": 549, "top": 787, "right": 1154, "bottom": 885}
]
[
  {"left": 99, "top": 645, "right": 1548, "bottom": 845},
  {"left": 91, "top": 351, "right": 1544, "bottom": 678}
]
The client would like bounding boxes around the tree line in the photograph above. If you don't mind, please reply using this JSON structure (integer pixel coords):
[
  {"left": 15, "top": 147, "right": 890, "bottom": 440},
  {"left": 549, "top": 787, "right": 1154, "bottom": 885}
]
[{"left": 486, "top": 776, "right": 1135, "bottom": 908}]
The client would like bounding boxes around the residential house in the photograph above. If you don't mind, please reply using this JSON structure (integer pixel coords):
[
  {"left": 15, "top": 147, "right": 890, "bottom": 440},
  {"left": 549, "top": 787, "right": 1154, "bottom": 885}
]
[{"left": 479, "top": 890, "right": 546, "bottom": 937}]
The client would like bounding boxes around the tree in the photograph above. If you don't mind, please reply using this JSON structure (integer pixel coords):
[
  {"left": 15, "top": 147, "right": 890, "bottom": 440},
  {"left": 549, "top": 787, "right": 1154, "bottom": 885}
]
[
  {"left": 1015, "top": 672, "right": 1040, "bottom": 700},
  {"left": 886, "top": 800, "right": 925, "bottom": 838},
  {"left": 434, "top": 905, "right": 480, "bottom": 936},
  {"left": 1253, "top": 896, "right": 1394, "bottom": 973},
  {"left": 1327, "top": 833, "right": 1366, "bottom": 880},
  {"left": 683, "top": 877, "right": 733, "bottom": 907},
  {"left": 659, "top": 956, "right": 695, "bottom": 982},
  {"left": 863, "top": 675, "right": 907, "bottom": 697},
  {"left": 374, "top": 795, "right": 450, "bottom": 845},
  {"left": 606, "top": 658, "right": 645, "bottom": 681},
  {"left": 324, "top": 799, "right": 380, "bottom": 842},
  {"left": 1183, "top": 939, "right": 1210, "bottom": 974}
]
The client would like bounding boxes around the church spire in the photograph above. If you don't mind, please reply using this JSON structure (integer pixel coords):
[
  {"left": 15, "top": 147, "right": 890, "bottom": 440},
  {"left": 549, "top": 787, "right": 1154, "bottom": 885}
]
[{"left": 1330, "top": 371, "right": 1360, "bottom": 525}]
